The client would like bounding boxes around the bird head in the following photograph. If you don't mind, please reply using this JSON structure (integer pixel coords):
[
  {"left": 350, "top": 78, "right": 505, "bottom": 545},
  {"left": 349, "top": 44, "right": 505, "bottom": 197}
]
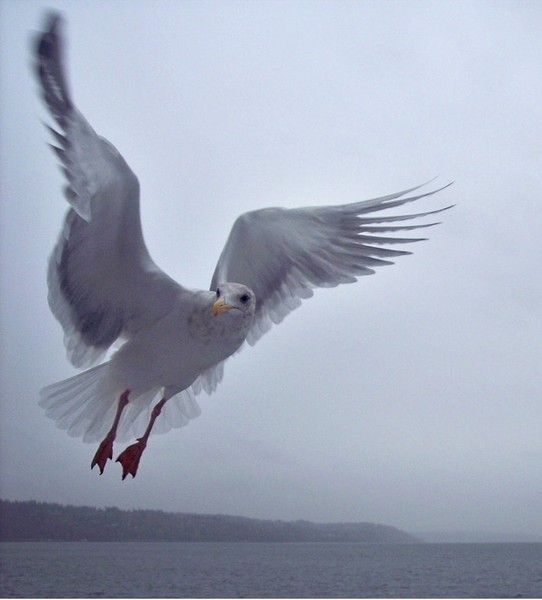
[{"left": 213, "top": 282, "right": 256, "bottom": 320}]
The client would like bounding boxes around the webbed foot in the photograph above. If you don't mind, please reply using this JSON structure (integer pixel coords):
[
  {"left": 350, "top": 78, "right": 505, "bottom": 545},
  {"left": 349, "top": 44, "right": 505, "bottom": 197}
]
[
  {"left": 116, "top": 440, "right": 147, "bottom": 480},
  {"left": 91, "top": 436, "right": 114, "bottom": 474}
]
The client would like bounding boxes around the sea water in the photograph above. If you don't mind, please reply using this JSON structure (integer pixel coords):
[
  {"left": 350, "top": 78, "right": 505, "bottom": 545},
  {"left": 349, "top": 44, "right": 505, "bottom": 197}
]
[{"left": 1, "top": 541, "right": 541, "bottom": 598}]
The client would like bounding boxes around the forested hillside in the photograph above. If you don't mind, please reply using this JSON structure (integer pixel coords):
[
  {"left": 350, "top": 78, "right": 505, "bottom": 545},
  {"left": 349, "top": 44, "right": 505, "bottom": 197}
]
[{"left": 0, "top": 500, "right": 421, "bottom": 543}]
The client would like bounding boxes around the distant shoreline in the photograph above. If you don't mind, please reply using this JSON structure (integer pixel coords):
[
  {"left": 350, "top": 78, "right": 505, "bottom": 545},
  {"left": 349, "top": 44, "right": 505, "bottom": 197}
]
[
  {"left": 3, "top": 500, "right": 539, "bottom": 544},
  {"left": 0, "top": 499, "right": 420, "bottom": 543}
]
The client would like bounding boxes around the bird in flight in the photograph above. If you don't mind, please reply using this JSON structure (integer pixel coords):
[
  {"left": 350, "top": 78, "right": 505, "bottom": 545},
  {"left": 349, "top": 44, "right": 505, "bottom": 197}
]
[{"left": 35, "top": 13, "right": 452, "bottom": 479}]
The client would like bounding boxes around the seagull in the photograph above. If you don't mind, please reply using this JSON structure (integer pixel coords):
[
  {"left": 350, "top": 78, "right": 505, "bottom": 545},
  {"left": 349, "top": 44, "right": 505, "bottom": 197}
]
[{"left": 35, "top": 14, "right": 452, "bottom": 479}]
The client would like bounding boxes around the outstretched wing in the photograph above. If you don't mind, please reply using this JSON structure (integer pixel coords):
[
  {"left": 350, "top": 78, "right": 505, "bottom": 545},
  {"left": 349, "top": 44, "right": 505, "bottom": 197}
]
[
  {"left": 211, "top": 183, "right": 453, "bottom": 345},
  {"left": 35, "top": 14, "right": 182, "bottom": 368}
]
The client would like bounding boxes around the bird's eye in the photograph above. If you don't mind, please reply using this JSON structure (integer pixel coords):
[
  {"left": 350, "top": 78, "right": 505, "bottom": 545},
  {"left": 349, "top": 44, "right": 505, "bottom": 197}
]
[
  {"left": 239, "top": 293, "right": 250, "bottom": 304},
  {"left": 216, "top": 288, "right": 220, "bottom": 297}
]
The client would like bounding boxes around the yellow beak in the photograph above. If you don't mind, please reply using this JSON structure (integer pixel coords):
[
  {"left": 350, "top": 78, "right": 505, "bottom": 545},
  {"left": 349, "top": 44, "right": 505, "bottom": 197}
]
[{"left": 213, "top": 298, "right": 231, "bottom": 317}]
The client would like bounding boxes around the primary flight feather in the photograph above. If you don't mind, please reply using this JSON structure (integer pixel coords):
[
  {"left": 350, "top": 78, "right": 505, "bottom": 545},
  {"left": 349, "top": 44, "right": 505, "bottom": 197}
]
[{"left": 35, "top": 14, "right": 452, "bottom": 479}]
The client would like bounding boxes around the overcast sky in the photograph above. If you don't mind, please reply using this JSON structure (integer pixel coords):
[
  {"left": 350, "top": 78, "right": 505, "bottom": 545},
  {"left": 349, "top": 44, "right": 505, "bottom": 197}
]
[{"left": 1, "top": 0, "right": 541, "bottom": 537}]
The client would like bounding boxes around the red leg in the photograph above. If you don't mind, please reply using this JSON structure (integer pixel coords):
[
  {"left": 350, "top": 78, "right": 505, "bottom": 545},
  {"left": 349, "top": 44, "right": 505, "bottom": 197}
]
[
  {"left": 116, "top": 397, "right": 167, "bottom": 480},
  {"left": 91, "top": 390, "right": 130, "bottom": 474}
]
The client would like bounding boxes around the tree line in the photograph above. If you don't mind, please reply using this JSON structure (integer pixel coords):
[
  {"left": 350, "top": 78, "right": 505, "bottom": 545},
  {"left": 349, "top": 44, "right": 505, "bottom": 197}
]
[{"left": 0, "top": 499, "right": 421, "bottom": 543}]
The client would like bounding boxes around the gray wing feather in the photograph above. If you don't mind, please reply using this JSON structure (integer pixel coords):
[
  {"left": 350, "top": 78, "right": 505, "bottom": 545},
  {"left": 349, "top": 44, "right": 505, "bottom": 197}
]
[
  {"left": 36, "top": 14, "right": 182, "bottom": 367},
  {"left": 211, "top": 183, "right": 453, "bottom": 346}
]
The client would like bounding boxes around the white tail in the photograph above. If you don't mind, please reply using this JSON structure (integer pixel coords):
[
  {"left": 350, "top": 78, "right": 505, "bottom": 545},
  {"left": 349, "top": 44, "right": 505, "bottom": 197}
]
[{"left": 40, "top": 363, "right": 202, "bottom": 443}]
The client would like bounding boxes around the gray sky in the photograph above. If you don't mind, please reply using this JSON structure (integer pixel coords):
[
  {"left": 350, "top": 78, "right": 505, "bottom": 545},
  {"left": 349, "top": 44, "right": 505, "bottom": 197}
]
[{"left": 1, "top": 0, "right": 541, "bottom": 537}]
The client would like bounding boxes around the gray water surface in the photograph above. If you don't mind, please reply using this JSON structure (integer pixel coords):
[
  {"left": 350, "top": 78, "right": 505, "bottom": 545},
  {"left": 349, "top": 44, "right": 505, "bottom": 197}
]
[{"left": 1, "top": 541, "right": 541, "bottom": 598}]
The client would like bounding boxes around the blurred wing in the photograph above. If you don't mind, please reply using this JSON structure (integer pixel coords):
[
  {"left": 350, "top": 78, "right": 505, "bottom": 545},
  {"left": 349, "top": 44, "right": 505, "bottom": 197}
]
[
  {"left": 36, "top": 14, "right": 182, "bottom": 367},
  {"left": 211, "top": 183, "right": 453, "bottom": 345}
]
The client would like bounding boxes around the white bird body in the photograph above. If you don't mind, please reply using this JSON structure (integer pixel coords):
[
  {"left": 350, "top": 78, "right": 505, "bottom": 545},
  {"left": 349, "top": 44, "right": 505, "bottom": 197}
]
[
  {"left": 43, "top": 284, "right": 255, "bottom": 446},
  {"left": 35, "top": 14, "right": 452, "bottom": 478},
  {"left": 110, "top": 287, "right": 254, "bottom": 397}
]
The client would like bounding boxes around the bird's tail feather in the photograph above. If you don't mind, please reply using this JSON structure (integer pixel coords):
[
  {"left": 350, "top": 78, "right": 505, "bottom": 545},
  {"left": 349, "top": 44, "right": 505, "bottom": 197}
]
[
  {"left": 40, "top": 364, "right": 201, "bottom": 443},
  {"left": 40, "top": 364, "right": 122, "bottom": 442}
]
